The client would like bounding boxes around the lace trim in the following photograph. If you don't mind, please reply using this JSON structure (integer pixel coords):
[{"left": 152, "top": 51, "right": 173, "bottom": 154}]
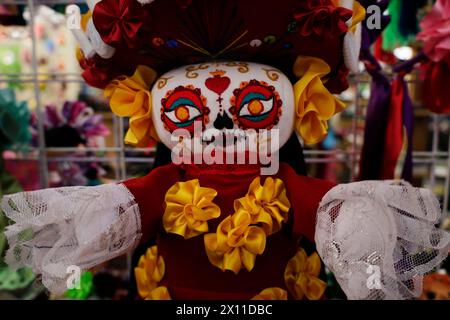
[
  {"left": 1, "top": 183, "right": 141, "bottom": 295},
  {"left": 315, "top": 180, "right": 450, "bottom": 300}
]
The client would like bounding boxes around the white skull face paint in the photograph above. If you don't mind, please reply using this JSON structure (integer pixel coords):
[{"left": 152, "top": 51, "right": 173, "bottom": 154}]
[{"left": 151, "top": 61, "right": 295, "bottom": 156}]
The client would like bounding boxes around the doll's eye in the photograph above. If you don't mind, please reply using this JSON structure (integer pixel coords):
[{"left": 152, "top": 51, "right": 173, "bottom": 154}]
[
  {"left": 231, "top": 80, "right": 282, "bottom": 130},
  {"left": 161, "top": 86, "right": 208, "bottom": 133},
  {"left": 238, "top": 98, "right": 273, "bottom": 121},
  {"left": 164, "top": 105, "right": 202, "bottom": 126}
]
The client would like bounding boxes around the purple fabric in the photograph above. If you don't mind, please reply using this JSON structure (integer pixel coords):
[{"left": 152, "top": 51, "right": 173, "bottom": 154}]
[
  {"left": 359, "top": 0, "right": 417, "bottom": 182},
  {"left": 360, "top": 0, "right": 391, "bottom": 68},
  {"left": 360, "top": 0, "right": 391, "bottom": 53},
  {"left": 359, "top": 68, "right": 391, "bottom": 180},
  {"left": 392, "top": 52, "right": 427, "bottom": 73},
  {"left": 359, "top": 70, "right": 415, "bottom": 182},
  {"left": 400, "top": 76, "right": 414, "bottom": 182}
]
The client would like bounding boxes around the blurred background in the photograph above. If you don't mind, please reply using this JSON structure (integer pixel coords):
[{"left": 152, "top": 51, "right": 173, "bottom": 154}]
[{"left": 0, "top": 0, "right": 449, "bottom": 300}]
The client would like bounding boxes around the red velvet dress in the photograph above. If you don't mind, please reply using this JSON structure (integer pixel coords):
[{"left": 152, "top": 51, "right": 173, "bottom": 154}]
[{"left": 124, "top": 162, "right": 335, "bottom": 299}]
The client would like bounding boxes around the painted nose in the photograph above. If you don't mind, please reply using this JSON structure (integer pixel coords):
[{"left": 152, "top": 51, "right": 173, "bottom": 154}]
[{"left": 213, "top": 112, "right": 234, "bottom": 130}]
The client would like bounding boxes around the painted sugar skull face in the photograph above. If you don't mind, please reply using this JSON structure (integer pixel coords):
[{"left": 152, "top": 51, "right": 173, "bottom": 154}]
[{"left": 151, "top": 61, "right": 295, "bottom": 154}]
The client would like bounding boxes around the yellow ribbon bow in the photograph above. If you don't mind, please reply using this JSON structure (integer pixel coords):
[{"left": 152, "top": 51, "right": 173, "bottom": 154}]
[
  {"left": 134, "top": 246, "right": 169, "bottom": 299},
  {"left": 163, "top": 179, "right": 221, "bottom": 239},
  {"left": 293, "top": 56, "right": 346, "bottom": 145},
  {"left": 252, "top": 287, "right": 288, "bottom": 300},
  {"left": 284, "top": 248, "right": 327, "bottom": 300},
  {"left": 204, "top": 210, "right": 266, "bottom": 274},
  {"left": 104, "top": 65, "right": 158, "bottom": 147},
  {"left": 234, "top": 177, "right": 290, "bottom": 235}
]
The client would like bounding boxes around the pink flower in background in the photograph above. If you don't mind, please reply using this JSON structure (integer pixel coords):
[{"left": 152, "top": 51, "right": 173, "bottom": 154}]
[
  {"left": 417, "top": 0, "right": 450, "bottom": 65},
  {"left": 30, "top": 101, "right": 110, "bottom": 148}
]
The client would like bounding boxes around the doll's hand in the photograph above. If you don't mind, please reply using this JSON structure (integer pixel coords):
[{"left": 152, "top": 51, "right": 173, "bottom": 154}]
[{"left": 315, "top": 180, "right": 450, "bottom": 300}]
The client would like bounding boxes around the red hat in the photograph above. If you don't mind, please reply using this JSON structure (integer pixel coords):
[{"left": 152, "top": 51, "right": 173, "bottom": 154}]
[{"left": 74, "top": 0, "right": 364, "bottom": 93}]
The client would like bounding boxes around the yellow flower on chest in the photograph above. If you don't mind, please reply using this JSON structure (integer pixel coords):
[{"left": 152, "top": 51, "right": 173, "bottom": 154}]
[
  {"left": 234, "top": 177, "right": 290, "bottom": 235},
  {"left": 204, "top": 211, "right": 267, "bottom": 274},
  {"left": 163, "top": 179, "right": 221, "bottom": 239},
  {"left": 163, "top": 177, "right": 291, "bottom": 274}
]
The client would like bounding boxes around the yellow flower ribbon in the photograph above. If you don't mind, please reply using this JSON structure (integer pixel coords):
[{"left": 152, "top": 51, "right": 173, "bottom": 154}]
[
  {"left": 104, "top": 65, "right": 158, "bottom": 147},
  {"left": 204, "top": 211, "right": 266, "bottom": 274},
  {"left": 331, "top": 0, "right": 366, "bottom": 33},
  {"left": 284, "top": 248, "right": 327, "bottom": 300},
  {"left": 234, "top": 177, "right": 290, "bottom": 235},
  {"left": 163, "top": 179, "right": 221, "bottom": 239},
  {"left": 145, "top": 286, "right": 171, "bottom": 300},
  {"left": 252, "top": 287, "right": 288, "bottom": 300},
  {"left": 349, "top": 1, "right": 366, "bottom": 33},
  {"left": 134, "top": 246, "right": 166, "bottom": 299},
  {"left": 293, "top": 56, "right": 346, "bottom": 145}
]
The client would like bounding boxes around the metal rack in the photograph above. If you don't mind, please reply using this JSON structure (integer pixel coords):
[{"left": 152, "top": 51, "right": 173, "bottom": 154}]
[{"left": 1, "top": 0, "right": 450, "bottom": 219}]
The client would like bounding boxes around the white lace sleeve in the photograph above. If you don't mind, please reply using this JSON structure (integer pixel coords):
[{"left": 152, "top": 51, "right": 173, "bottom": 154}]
[
  {"left": 1, "top": 183, "right": 142, "bottom": 295},
  {"left": 315, "top": 180, "right": 450, "bottom": 300}
]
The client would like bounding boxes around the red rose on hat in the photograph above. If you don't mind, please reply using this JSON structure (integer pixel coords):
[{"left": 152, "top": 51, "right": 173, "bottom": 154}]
[{"left": 93, "top": 0, "right": 149, "bottom": 49}]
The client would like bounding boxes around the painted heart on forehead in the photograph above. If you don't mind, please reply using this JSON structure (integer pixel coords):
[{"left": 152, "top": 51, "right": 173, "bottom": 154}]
[
  {"left": 205, "top": 71, "right": 231, "bottom": 96},
  {"left": 151, "top": 61, "right": 295, "bottom": 162}
]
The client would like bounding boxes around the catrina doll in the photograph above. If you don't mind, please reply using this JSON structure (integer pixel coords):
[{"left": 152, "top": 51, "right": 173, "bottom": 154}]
[{"left": 2, "top": 0, "right": 449, "bottom": 300}]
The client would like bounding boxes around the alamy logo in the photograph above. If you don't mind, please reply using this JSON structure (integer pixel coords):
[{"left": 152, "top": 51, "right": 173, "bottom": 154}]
[
  {"left": 66, "top": 5, "right": 81, "bottom": 30},
  {"left": 170, "top": 121, "right": 280, "bottom": 175},
  {"left": 366, "top": 5, "right": 383, "bottom": 30},
  {"left": 366, "top": 265, "right": 381, "bottom": 290},
  {"left": 66, "top": 265, "right": 81, "bottom": 290}
]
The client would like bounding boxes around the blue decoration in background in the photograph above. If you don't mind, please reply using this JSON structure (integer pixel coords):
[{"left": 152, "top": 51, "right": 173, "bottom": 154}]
[{"left": 0, "top": 88, "right": 31, "bottom": 150}]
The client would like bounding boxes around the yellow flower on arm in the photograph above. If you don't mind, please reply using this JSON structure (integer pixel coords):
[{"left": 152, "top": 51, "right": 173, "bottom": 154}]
[
  {"left": 163, "top": 179, "right": 221, "bottom": 239},
  {"left": 234, "top": 177, "right": 290, "bottom": 235},
  {"left": 204, "top": 211, "right": 266, "bottom": 274},
  {"left": 104, "top": 65, "right": 159, "bottom": 147},
  {"left": 284, "top": 248, "right": 327, "bottom": 300},
  {"left": 134, "top": 246, "right": 166, "bottom": 299},
  {"left": 293, "top": 56, "right": 346, "bottom": 145},
  {"left": 252, "top": 287, "right": 288, "bottom": 300}
]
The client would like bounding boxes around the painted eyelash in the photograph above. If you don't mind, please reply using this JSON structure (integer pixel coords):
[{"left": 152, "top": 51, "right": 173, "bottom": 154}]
[
  {"left": 229, "top": 80, "right": 282, "bottom": 130},
  {"left": 239, "top": 92, "right": 271, "bottom": 109},
  {"left": 161, "top": 85, "right": 209, "bottom": 133},
  {"left": 166, "top": 98, "right": 201, "bottom": 112}
]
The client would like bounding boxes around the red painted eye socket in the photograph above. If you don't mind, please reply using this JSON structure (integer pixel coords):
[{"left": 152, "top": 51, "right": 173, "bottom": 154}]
[
  {"left": 161, "top": 86, "right": 209, "bottom": 134},
  {"left": 230, "top": 80, "right": 282, "bottom": 130}
]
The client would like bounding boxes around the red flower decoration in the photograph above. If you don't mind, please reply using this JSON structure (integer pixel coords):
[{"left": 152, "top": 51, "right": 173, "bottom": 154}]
[
  {"left": 78, "top": 52, "right": 138, "bottom": 89},
  {"left": 93, "top": 0, "right": 149, "bottom": 48},
  {"left": 294, "top": 3, "right": 352, "bottom": 38},
  {"left": 325, "top": 64, "right": 349, "bottom": 94}
]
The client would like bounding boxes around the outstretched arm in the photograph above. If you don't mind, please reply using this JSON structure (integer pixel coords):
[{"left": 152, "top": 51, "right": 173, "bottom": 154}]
[
  {"left": 2, "top": 183, "right": 140, "bottom": 294},
  {"left": 278, "top": 163, "right": 336, "bottom": 242},
  {"left": 315, "top": 180, "right": 450, "bottom": 300},
  {"left": 1, "top": 163, "right": 182, "bottom": 295}
]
